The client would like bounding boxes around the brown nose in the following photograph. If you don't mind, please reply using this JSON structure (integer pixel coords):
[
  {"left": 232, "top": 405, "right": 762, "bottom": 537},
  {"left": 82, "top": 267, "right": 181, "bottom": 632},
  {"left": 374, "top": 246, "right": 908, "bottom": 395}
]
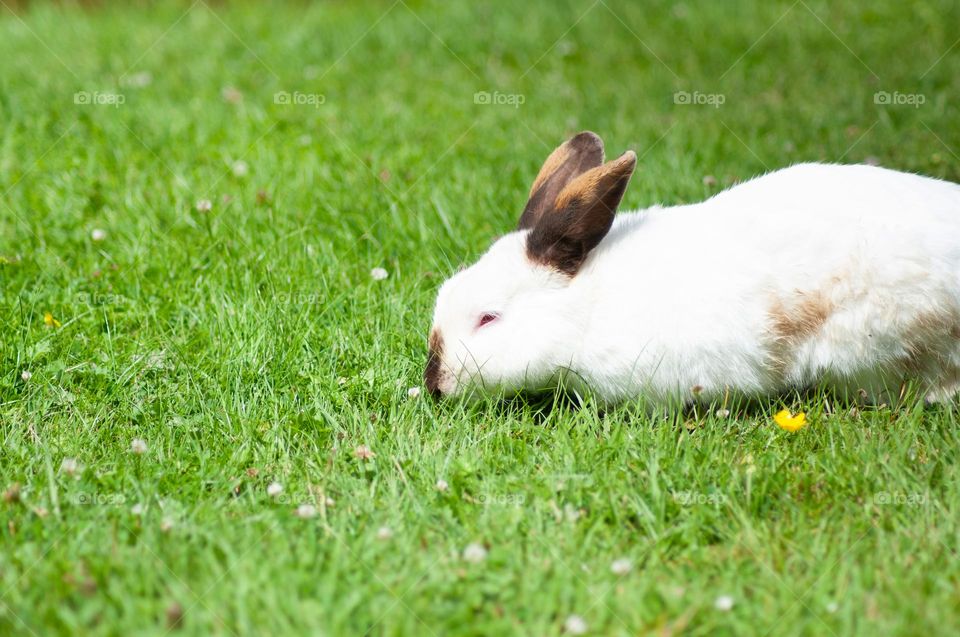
[
  {"left": 424, "top": 330, "right": 445, "bottom": 399},
  {"left": 424, "top": 348, "right": 443, "bottom": 398}
]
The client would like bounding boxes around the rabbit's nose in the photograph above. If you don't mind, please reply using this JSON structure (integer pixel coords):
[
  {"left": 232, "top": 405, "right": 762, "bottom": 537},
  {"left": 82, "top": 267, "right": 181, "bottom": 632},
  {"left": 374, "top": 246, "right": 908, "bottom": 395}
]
[
  {"left": 424, "top": 349, "right": 443, "bottom": 399},
  {"left": 424, "top": 329, "right": 445, "bottom": 399}
]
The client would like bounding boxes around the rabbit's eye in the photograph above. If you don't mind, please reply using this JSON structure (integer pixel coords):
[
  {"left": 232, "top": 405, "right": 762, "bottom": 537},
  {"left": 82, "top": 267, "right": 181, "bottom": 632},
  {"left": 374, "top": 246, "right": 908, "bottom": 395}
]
[{"left": 477, "top": 312, "right": 500, "bottom": 328}]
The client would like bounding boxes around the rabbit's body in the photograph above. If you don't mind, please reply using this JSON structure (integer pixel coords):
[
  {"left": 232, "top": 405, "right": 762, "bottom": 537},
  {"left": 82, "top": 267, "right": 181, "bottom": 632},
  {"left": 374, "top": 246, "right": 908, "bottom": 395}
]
[
  {"left": 571, "top": 163, "right": 960, "bottom": 404},
  {"left": 425, "top": 132, "right": 960, "bottom": 406}
]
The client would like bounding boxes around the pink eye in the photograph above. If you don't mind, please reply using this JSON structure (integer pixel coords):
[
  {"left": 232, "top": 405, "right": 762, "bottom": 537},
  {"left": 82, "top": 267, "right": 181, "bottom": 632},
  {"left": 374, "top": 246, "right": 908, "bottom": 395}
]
[{"left": 477, "top": 312, "right": 500, "bottom": 328}]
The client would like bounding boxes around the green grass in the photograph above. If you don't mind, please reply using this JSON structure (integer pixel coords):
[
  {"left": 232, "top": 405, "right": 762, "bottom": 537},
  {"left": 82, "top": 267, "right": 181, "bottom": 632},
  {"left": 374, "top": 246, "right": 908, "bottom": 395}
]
[{"left": 2, "top": 1, "right": 960, "bottom": 635}]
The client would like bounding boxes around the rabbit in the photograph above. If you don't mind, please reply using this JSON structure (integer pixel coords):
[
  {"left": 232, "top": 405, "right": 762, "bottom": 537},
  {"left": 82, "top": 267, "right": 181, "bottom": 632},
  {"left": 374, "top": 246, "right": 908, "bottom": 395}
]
[{"left": 424, "top": 131, "right": 960, "bottom": 407}]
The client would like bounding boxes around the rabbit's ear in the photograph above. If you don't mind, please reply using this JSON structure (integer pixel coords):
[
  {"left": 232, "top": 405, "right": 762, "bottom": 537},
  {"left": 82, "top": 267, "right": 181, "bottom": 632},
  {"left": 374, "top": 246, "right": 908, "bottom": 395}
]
[
  {"left": 518, "top": 131, "right": 605, "bottom": 230},
  {"left": 526, "top": 150, "right": 637, "bottom": 276}
]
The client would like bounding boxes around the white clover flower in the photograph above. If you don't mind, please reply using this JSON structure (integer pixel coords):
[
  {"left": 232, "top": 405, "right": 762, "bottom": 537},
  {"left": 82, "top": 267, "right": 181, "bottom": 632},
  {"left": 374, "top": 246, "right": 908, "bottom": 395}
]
[
  {"left": 160, "top": 517, "right": 175, "bottom": 532},
  {"left": 376, "top": 526, "right": 393, "bottom": 540},
  {"left": 21, "top": 370, "right": 32, "bottom": 381},
  {"left": 295, "top": 503, "right": 317, "bottom": 518},
  {"left": 195, "top": 199, "right": 212, "bottom": 213},
  {"left": 131, "top": 503, "right": 145, "bottom": 516},
  {"left": 231, "top": 160, "right": 249, "bottom": 177},
  {"left": 354, "top": 445, "right": 375, "bottom": 460},
  {"left": 435, "top": 479, "right": 449, "bottom": 492},
  {"left": 564, "top": 615, "right": 588, "bottom": 635},
  {"left": 370, "top": 267, "right": 388, "bottom": 281},
  {"left": 60, "top": 458, "right": 80, "bottom": 477},
  {"left": 267, "top": 482, "right": 283, "bottom": 497},
  {"left": 462, "top": 542, "right": 487, "bottom": 563},
  {"left": 714, "top": 595, "right": 734, "bottom": 611},
  {"left": 130, "top": 438, "right": 148, "bottom": 454},
  {"left": 407, "top": 386, "right": 421, "bottom": 399},
  {"left": 610, "top": 558, "right": 632, "bottom": 575},
  {"left": 91, "top": 228, "right": 107, "bottom": 242}
]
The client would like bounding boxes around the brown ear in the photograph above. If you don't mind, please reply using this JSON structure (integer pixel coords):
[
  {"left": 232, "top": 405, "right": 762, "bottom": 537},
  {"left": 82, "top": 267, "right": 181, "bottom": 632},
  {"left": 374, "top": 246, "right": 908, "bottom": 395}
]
[
  {"left": 526, "top": 150, "right": 637, "bottom": 276},
  {"left": 517, "top": 131, "right": 605, "bottom": 230}
]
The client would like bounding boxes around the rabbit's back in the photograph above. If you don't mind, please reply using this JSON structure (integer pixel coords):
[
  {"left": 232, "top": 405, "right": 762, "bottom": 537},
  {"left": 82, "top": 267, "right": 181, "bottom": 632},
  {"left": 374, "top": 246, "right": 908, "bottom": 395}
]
[{"left": 574, "top": 163, "right": 960, "bottom": 404}]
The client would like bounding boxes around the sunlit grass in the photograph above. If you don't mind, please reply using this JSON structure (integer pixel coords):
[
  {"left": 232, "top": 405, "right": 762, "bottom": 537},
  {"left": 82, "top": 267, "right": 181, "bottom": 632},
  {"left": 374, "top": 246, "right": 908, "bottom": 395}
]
[{"left": 2, "top": 1, "right": 960, "bottom": 635}]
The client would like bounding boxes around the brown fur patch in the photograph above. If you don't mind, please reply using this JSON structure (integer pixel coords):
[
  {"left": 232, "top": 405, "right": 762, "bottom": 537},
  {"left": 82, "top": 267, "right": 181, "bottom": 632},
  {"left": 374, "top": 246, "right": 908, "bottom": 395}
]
[
  {"left": 766, "top": 289, "right": 835, "bottom": 381},
  {"left": 900, "top": 308, "right": 960, "bottom": 376},
  {"left": 424, "top": 330, "right": 445, "bottom": 397},
  {"left": 769, "top": 291, "right": 834, "bottom": 341}
]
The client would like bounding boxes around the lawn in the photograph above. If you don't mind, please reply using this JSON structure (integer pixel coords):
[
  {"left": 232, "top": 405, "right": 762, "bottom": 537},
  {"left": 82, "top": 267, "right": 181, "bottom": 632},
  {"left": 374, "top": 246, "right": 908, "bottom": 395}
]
[{"left": 2, "top": 1, "right": 960, "bottom": 635}]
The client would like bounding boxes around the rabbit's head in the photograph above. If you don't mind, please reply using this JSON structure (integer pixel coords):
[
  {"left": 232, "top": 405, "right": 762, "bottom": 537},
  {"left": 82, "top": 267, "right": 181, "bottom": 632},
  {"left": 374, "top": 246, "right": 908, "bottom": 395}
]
[{"left": 424, "top": 131, "right": 636, "bottom": 399}]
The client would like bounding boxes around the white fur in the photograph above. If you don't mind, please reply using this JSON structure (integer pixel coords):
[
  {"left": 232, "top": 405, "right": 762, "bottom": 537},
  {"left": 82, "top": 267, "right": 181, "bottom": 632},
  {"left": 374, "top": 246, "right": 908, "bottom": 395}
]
[{"left": 430, "top": 163, "right": 960, "bottom": 406}]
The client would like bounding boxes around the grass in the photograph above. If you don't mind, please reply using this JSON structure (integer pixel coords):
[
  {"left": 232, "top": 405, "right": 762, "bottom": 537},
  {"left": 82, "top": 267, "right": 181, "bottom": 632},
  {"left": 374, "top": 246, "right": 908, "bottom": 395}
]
[{"left": 2, "top": 0, "right": 960, "bottom": 635}]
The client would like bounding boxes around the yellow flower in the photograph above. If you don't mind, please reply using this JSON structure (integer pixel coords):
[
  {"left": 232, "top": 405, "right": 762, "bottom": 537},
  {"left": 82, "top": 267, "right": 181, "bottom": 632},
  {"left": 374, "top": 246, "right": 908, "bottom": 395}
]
[
  {"left": 774, "top": 409, "right": 807, "bottom": 432},
  {"left": 43, "top": 312, "right": 61, "bottom": 328}
]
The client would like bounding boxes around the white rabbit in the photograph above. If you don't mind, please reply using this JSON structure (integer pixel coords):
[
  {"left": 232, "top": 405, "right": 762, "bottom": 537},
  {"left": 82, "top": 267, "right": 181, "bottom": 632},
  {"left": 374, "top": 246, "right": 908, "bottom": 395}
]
[{"left": 424, "top": 131, "right": 960, "bottom": 407}]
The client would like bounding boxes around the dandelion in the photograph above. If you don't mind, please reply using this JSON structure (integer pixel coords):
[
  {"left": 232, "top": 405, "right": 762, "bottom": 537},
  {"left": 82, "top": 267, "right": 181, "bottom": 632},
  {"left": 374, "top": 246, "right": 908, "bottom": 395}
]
[
  {"left": 376, "top": 526, "right": 393, "bottom": 540},
  {"left": 130, "top": 438, "right": 148, "bottom": 454},
  {"left": 295, "top": 503, "right": 317, "bottom": 518},
  {"left": 564, "top": 615, "right": 588, "bottom": 635},
  {"left": 370, "top": 267, "right": 389, "bottom": 281},
  {"left": 354, "top": 445, "right": 375, "bottom": 460},
  {"left": 195, "top": 199, "right": 212, "bottom": 213},
  {"left": 407, "top": 386, "right": 421, "bottom": 399},
  {"left": 435, "top": 479, "right": 449, "bottom": 492},
  {"left": 60, "top": 458, "right": 80, "bottom": 477},
  {"left": 610, "top": 558, "right": 632, "bottom": 575},
  {"left": 266, "top": 482, "right": 283, "bottom": 497},
  {"left": 44, "top": 312, "right": 61, "bottom": 328},
  {"left": 20, "top": 370, "right": 32, "bottom": 382},
  {"left": 773, "top": 409, "right": 807, "bottom": 432},
  {"left": 714, "top": 595, "right": 734, "bottom": 611},
  {"left": 462, "top": 542, "right": 488, "bottom": 563}
]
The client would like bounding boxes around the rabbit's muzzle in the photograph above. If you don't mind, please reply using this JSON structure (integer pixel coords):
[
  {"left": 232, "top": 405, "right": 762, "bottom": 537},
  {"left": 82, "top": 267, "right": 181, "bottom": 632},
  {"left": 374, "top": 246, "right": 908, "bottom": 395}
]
[{"left": 424, "top": 330, "right": 445, "bottom": 398}]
